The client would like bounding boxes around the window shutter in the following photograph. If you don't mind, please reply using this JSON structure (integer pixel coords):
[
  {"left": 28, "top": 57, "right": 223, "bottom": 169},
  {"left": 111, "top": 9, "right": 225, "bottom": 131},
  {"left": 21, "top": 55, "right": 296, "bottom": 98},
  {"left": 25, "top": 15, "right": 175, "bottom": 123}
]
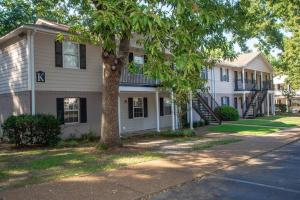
[
  {"left": 227, "top": 97, "right": 230, "bottom": 106},
  {"left": 55, "top": 41, "right": 63, "bottom": 67},
  {"left": 56, "top": 98, "right": 64, "bottom": 124},
  {"left": 80, "top": 98, "right": 87, "bottom": 123},
  {"left": 226, "top": 69, "right": 229, "bottom": 82},
  {"left": 220, "top": 68, "right": 223, "bottom": 81},
  {"left": 143, "top": 97, "right": 148, "bottom": 118},
  {"left": 128, "top": 98, "right": 133, "bottom": 119},
  {"left": 160, "top": 98, "right": 164, "bottom": 116},
  {"left": 129, "top": 52, "right": 134, "bottom": 63},
  {"left": 144, "top": 55, "right": 147, "bottom": 63},
  {"left": 221, "top": 97, "right": 224, "bottom": 105},
  {"left": 79, "top": 44, "right": 86, "bottom": 69}
]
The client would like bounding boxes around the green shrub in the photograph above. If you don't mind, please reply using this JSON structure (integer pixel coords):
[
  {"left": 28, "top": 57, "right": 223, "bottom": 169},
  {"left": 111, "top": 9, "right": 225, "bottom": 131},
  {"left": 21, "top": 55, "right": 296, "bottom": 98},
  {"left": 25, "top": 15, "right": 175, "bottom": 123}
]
[
  {"left": 184, "top": 120, "right": 205, "bottom": 128},
  {"left": 34, "top": 114, "right": 61, "bottom": 145},
  {"left": 80, "top": 130, "right": 98, "bottom": 142},
  {"left": 2, "top": 114, "right": 61, "bottom": 147},
  {"left": 214, "top": 106, "right": 239, "bottom": 121},
  {"left": 275, "top": 104, "right": 287, "bottom": 113},
  {"left": 158, "top": 129, "right": 196, "bottom": 137}
]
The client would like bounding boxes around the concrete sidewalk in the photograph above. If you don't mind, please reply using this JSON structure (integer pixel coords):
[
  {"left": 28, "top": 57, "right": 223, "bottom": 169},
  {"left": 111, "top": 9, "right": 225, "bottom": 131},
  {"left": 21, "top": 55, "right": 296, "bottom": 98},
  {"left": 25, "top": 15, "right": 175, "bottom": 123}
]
[{"left": 1, "top": 127, "right": 300, "bottom": 200}]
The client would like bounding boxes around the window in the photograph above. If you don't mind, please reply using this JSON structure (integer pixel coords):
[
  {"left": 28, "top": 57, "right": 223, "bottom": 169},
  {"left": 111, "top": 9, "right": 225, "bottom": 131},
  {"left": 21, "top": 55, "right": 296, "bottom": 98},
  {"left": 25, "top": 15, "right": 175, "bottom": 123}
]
[
  {"left": 133, "top": 55, "right": 145, "bottom": 65},
  {"left": 163, "top": 98, "right": 172, "bottom": 115},
  {"left": 133, "top": 97, "right": 144, "bottom": 118},
  {"left": 221, "top": 96, "right": 230, "bottom": 106},
  {"left": 64, "top": 98, "right": 79, "bottom": 123},
  {"left": 220, "top": 68, "right": 229, "bottom": 82},
  {"left": 201, "top": 67, "right": 208, "bottom": 80},
  {"left": 234, "top": 97, "right": 238, "bottom": 109},
  {"left": 63, "top": 41, "right": 79, "bottom": 69}
]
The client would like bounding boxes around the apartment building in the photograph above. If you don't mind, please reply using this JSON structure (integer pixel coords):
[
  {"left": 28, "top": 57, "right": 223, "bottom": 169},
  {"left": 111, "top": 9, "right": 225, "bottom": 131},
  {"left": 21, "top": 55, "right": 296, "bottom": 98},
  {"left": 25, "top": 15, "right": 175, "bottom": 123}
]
[
  {"left": 0, "top": 19, "right": 175, "bottom": 138},
  {"left": 274, "top": 75, "right": 300, "bottom": 112},
  {"left": 0, "top": 19, "right": 275, "bottom": 138}
]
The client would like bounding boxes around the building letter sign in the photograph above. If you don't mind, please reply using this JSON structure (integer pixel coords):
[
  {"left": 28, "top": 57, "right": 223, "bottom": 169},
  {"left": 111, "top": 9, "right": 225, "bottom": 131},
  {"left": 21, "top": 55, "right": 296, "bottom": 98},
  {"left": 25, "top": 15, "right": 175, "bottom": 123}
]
[{"left": 36, "top": 71, "right": 45, "bottom": 82}]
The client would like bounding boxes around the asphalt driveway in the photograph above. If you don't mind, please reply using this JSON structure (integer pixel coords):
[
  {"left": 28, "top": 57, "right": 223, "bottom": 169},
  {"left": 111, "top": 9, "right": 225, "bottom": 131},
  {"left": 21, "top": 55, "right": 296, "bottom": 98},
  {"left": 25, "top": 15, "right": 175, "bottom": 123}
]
[{"left": 151, "top": 140, "right": 300, "bottom": 200}]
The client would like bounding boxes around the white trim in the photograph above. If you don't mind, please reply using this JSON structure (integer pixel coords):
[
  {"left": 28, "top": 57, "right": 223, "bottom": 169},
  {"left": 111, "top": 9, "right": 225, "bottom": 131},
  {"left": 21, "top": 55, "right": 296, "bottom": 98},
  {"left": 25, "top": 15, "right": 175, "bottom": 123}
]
[
  {"left": 243, "top": 92, "right": 246, "bottom": 113},
  {"left": 189, "top": 92, "right": 193, "bottom": 130},
  {"left": 118, "top": 96, "right": 121, "bottom": 135},
  {"left": 242, "top": 68, "right": 245, "bottom": 90},
  {"left": 26, "top": 31, "right": 31, "bottom": 91},
  {"left": 267, "top": 93, "right": 270, "bottom": 116},
  {"left": 31, "top": 31, "right": 36, "bottom": 115},
  {"left": 27, "top": 30, "right": 36, "bottom": 115},
  {"left": 171, "top": 91, "right": 175, "bottom": 131},
  {"left": 155, "top": 91, "right": 160, "bottom": 132},
  {"left": 119, "top": 86, "right": 157, "bottom": 92}
]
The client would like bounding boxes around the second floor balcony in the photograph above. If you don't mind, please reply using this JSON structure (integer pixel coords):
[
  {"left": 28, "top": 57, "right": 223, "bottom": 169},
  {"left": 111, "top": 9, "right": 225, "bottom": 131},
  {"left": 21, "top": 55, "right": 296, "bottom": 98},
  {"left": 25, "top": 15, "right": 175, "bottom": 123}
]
[
  {"left": 235, "top": 79, "right": 273, "bottom": 91},
  {"left": 119, "top": 67, "right": 159, "bottom": 87}
]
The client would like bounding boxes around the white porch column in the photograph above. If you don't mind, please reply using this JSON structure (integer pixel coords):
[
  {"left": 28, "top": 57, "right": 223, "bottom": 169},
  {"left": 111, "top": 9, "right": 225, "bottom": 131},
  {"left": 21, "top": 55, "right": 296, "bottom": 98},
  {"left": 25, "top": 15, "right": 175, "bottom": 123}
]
[
  {"left": 262, "top": 98, "right": 265, "bottom": 114},
  {"left": 267, "top": 93, "right": 270, "bottom": 116},
  {"left": 254, "top": 70, "right": 257, "bottom": 86},
  {"left": 243, "top": 92, "right": 246, "bottom": 113},
  {"left": 189, "top": 92, "right": 193, "bottom": 130},
  {"left": 260, "top": 71, "right": 263, "bottom": 90},
  {"left": 171, "top": 91, "right": 175, "bottom": 131},
  {"left": 272, "top": 94, "right": 276, "bottom": 115},
  {"left": 118, "top": 95, "right": 121, "bottom": 136},
  {"left": 155, "top": 90, "right": 160, "bottom": 132},
  {"left": 242, "top": 68, "right": 245, "bottom": 90}
]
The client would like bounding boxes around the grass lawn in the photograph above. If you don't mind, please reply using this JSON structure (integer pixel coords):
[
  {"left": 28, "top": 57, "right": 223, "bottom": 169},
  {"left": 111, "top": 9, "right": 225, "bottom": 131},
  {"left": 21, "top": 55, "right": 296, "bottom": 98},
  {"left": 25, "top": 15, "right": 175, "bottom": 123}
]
[
  {"left": 0, "top": 144, "right": 162, "bottom": 190},
  {"left": 207, "top": 116, "right": 299, "bottom": 135},
  {"left": 191, "top": 138, "right": 242, "bottom": 151},
  {"left": 233, "top": 115, "right": 300, "bottom": 127},
  {"left": 207, "top": 124, "right": 282, "bottom": 135},
  {"left": 259, "top": 115, "right": 300, "bottom": 126}
]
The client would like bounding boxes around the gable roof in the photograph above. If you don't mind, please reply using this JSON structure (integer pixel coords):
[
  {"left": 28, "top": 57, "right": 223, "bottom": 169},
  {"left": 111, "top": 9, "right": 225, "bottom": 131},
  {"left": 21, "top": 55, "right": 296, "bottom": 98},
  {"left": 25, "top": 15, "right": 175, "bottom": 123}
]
[
  {"left": 0, "top": 19, "right": 70, "bottom": 45},
  {"left": 218, "top": 52, "right": 273, "bottom": 72}
]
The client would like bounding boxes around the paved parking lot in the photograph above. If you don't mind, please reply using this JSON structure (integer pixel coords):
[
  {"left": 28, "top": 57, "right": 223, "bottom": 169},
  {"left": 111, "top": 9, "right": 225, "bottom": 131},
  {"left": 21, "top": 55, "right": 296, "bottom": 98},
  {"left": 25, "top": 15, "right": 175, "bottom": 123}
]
[{"left": 151, "top": 140, "right": 300, "bottom": 200}]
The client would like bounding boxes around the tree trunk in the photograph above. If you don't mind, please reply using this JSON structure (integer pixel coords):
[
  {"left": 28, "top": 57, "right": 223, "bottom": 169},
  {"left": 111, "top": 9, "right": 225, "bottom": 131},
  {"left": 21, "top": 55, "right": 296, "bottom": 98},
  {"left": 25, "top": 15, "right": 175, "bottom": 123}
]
[{"left": 100, "top": 38, "right": 130, "bottom": 147}]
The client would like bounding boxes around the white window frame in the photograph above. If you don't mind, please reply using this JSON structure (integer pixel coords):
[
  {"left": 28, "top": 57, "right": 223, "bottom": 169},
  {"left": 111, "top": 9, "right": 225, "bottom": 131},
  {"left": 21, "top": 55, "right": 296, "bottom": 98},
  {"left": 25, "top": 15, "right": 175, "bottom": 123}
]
[
  {"left": 221, "top": 68, "right": 229, "bottom": 82},
  {"left": 133, "top": 97, "right": 144, "bottom": 118},
  {"left": 163, "top": 98, "right": 172, "bottom": 116},
  {"left": 221, "top": 96, "right": 230, "bottom": 106},
  {"left": 64, "top": 98, "right": 80, "bottom": 124},
  {"left": 133, "top": 55, "right": 145, "bottom": 65},
  {"left": 63, "top": 41, "right": 80, "bottom": 69}
]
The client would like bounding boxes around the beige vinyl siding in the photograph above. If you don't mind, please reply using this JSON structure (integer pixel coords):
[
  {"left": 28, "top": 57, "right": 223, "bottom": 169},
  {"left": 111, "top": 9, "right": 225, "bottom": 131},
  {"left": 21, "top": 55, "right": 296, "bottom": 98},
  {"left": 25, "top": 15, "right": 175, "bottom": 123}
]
[
  {"left": 246, "top": 56, "right": 272, "bottom": 73},
  {"left": 0, "top": 91, "right": 31, "bottom": 124},
  {"left": 119, "top": 92, "right": 172, "bottom": 134},
  {"left": 34, "top": 32, "right": 102, "bottom": 92},
  {"left": 0, "top": 37, "right": 28, "bottom": 94},
  {"left": 35, "top": 91, "right": 102, "bottom": 138}
]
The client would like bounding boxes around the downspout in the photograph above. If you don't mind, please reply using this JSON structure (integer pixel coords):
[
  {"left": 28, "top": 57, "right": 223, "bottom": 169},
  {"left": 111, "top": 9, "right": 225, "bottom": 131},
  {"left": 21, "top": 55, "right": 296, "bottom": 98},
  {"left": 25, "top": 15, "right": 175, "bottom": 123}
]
[{"left": 28, "top": 30, "right": 36, "bottom": 115}]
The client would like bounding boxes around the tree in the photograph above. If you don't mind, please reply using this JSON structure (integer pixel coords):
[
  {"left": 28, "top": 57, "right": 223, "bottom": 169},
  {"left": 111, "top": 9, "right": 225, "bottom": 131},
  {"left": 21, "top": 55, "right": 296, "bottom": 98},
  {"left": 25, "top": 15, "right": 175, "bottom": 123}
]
[
  {"left": 241, "top": 0, "right": 299, "bottom": 87},
  {"left": 0, "top": 0, "right": 74, "bottom": 36},
  {"left": 282, "top": 84, "right": 296, "bottom": 111},
  {"left": 1, "top": 0, "right": 276, "bottom": 147},
  {"left": 59, "top": 0, "right": 259, "bottom": 147}
]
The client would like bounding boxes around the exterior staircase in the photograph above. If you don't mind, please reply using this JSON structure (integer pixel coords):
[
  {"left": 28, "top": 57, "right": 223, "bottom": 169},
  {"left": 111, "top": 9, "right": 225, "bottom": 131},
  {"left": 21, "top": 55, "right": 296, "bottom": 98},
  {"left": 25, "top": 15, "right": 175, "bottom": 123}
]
[
  {"left": 243, "top": 87, "right": 268, "bottom": 118},
  {"left": 192, "top": 92, "right": 222, "bottom": 124}
]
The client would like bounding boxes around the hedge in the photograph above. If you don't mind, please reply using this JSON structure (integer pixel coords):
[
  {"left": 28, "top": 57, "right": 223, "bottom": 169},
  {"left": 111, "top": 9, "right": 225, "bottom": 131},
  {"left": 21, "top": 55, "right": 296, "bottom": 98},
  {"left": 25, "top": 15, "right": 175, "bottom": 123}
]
[{"left": 2, "top": 114, "right": 61, "bottom": 147}]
